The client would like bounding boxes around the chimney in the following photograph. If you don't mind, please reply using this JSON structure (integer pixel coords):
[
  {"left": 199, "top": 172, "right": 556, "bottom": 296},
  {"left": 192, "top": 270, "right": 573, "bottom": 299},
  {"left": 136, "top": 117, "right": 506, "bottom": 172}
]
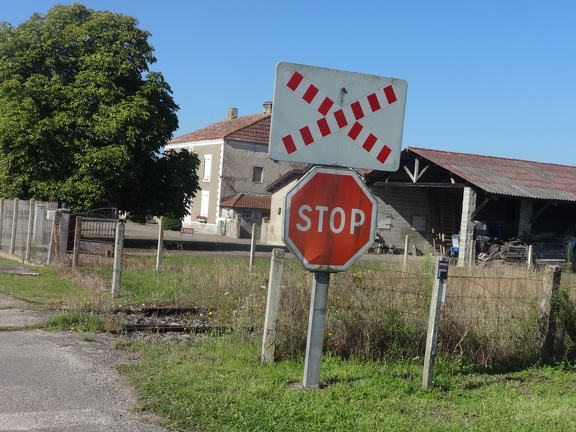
[
  {"left": 227, "top": 108, "right": 238, "bottom": 119},
  {"left": 262, "top": 101, "right": 273, "bottom": 114}
]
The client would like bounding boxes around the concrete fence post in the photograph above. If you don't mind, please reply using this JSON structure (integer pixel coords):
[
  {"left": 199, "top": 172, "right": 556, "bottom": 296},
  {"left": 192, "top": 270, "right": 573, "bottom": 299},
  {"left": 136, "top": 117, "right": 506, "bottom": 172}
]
[
  {"left": 156, "top": 216, "right": 164, "bottom": 271},
  {"left": 539, "top": 265, "right": 561, "bottom": 362},
  {"left": 25, "top": 199, "right": 35, "bottom": 262},
  {"left": 72, "top": 216, "right": 82, "bottom": 270},
  {"left": 261, "top": 248, "right": 285, "bottom": 364},
  {"left": 111, "top": 221, "right": 125, "bottom": 298},
  {"left": 10, "top": 198, "right": 18, "bottom": 259}
]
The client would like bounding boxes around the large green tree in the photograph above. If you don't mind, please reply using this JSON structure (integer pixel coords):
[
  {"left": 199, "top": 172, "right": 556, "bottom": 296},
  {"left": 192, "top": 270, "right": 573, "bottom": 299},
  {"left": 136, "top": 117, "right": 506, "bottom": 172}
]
[{"left": 0, "top": 3, "right": 199, "bottom": 221}]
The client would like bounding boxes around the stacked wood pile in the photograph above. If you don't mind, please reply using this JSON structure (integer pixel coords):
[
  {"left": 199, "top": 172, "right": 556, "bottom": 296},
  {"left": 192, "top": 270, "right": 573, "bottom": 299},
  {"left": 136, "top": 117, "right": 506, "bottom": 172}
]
[{"left": 476, "top": 232, "right": 575, "bottom": 268}]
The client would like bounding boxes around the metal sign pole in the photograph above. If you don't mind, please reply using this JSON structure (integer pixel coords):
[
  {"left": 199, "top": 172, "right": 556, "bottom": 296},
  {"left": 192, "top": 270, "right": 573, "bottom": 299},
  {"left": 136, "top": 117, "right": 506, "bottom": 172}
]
[{"left": 302, "top": 271, "right": 330, "bottom": 389}]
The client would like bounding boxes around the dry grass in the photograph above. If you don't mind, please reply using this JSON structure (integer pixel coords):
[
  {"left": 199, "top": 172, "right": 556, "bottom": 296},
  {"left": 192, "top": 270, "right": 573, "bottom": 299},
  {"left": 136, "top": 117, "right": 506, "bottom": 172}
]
[{"left": 67, "top": 252, "right": 576, "bottom": 367}]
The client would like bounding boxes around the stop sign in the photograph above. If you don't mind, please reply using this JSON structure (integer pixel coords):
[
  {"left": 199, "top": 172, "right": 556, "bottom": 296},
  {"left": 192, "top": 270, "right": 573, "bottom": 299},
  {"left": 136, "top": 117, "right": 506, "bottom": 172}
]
[{"left": 283, "top": 166, "right": 378, "bottom": 272}]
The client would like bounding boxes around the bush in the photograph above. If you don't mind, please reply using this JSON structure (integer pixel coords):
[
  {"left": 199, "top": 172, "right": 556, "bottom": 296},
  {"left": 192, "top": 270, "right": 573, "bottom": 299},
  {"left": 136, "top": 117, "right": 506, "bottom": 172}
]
[{"left": 162, "top": 215, "right": 182, "bottom": 231}]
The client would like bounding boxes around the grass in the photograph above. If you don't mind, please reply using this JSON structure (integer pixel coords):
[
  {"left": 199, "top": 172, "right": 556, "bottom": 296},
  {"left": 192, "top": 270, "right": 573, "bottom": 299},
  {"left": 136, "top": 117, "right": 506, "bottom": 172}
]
[
  {"left": 119, "top": 336, "right": 576, "bottom": 432},
  {"left": 0, "top": 256, "right": 87, "bottom": 307},
  {"left": 2, "top": 253, "right": 576, "bottom": 431}
]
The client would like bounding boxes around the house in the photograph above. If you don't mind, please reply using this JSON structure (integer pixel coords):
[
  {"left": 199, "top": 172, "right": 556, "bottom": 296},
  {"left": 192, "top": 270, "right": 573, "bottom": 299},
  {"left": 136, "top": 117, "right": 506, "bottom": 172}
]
[
  {"left": 165, "top": 102, "right": 298, "bottom": 238},
  {"left": 266, "top": 147, "right": 576, "bottom": 267}
]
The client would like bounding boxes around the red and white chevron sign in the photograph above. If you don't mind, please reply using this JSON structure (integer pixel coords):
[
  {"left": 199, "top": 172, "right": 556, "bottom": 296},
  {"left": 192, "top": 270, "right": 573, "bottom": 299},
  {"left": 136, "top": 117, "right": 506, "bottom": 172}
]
[{"left": 269, "top": 62, "right": 407, "bottom": 171}]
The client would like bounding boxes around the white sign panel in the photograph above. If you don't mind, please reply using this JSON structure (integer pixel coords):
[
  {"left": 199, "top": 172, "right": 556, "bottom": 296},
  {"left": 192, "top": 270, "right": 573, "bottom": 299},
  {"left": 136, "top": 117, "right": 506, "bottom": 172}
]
[{"left": 268, "top": 62, "right": 407, "bottom": 171}]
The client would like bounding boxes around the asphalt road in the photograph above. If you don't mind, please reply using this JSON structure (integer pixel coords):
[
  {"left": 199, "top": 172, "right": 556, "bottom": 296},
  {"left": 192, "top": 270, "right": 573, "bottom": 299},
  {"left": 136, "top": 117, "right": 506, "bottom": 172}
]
[{"left": 0, "top": 294, "right": 168, "bottom": 432}]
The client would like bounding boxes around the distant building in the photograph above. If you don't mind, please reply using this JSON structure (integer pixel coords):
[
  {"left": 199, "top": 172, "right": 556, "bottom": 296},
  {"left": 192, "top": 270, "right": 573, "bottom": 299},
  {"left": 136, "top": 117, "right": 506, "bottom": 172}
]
[{"left": 165, "top": 102, "right": 299, "bottom": 238}]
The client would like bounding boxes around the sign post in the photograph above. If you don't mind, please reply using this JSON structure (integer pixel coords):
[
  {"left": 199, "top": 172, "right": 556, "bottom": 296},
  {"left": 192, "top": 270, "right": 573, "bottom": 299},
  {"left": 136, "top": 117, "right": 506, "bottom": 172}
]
[
  {"left": 283, "top": 166, "right": 377, "bottom": 388},
  {"left": 269, "top": 62, "right": 407, "bottom": 389}
]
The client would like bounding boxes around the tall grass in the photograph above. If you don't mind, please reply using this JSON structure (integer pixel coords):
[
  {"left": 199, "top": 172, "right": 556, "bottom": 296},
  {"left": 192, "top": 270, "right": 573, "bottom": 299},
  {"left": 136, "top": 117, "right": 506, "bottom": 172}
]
[{"left": 73, "top": 253, "right": 576, "bottom": 368}]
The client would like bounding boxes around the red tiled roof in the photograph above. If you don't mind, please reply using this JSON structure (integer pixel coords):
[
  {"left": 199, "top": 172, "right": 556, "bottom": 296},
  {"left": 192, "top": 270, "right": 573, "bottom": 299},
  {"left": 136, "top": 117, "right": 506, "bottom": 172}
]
[
  {"left": 220, "top": 193, "right": 271, "bottom": 210},
  {"left": 169, "top": 113, "right": 271, "bottom": 145},
  {"left": 407, "top": 147, "right": 576, "bottom": 201}
]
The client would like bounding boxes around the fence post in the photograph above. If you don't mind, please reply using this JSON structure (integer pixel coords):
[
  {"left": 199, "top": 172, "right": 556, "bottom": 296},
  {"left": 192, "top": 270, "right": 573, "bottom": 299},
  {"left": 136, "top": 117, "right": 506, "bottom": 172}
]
[
  {"left": 111, "top": 221, "right": 125, "bottom": 298},
  {"left": 10, "top": 198, "right": 18, "bottom": 259},
  {"left": 72, "top": 216, "right": 82, "bottom": 269},
  {"left": 403, "top": 235, "right": 409, "bottom": 270},
  {"left": 539, "top": 265, "right": 561, "bottom": 362},
  {"left": 249, "top": 223, "right": 256, "bottom": 271},
  {"left": 261, "top": 248, "right": 285, "bottom": 365},
  {"left": 0, "top": 198, "right": 4, "bottom": 250},
  {"left": 25, "top": 199, "right": 35, "bottom": 262},
  {"left": 156, "top": 216, "right": 164, "bottom": 271},
  {"left": 527, "top": 244, "right": 534, "bottom": 269},
  {"left": 423, "top": 257, "right": 449, "bottom": 389}
]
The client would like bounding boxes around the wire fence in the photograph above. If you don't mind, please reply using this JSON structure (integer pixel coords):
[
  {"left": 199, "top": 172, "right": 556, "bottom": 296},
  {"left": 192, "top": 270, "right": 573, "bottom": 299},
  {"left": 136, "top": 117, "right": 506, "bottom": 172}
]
[
  {"left": 0, "top": 198, "right": 58, "bottom": 265},
  {"left": 2, "top": 197, "right": 575, "bottom": 366}
]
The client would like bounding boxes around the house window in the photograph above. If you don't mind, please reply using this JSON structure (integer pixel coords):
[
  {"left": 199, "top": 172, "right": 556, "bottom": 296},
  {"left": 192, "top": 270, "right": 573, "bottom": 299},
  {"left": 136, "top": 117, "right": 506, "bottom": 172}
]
[
  {"left": 203, "top": 155, "right": 212, "bottom": 182},
  {"left": 200, "top": 190, "right": 210, "bottom": 217},
  {"left": 242, "top": 209, "right": 254, "bottom": 219},
  {"left": 252, "top": 166, "right": 263, "bottom": 183}
]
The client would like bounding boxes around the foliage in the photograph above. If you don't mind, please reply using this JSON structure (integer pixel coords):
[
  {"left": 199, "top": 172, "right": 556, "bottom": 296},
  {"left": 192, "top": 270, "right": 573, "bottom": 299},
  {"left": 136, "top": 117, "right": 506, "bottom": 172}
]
[
  {"left": 162, "top": 214, "right": 182, "bottom": 231},
  {"left": 0, "top": 4, "right": 199, "bottom": 221}
]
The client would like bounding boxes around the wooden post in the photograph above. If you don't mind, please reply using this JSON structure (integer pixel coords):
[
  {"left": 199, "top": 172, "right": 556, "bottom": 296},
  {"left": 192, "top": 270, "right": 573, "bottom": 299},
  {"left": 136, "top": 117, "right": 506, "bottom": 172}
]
[
  {"left": 249, "top": 223, "right": 256, "bottom": 271},
  {"left": 111, "top": 221, "right": 125, "bottom": 298},
  {"left": 303, "top": 271, "right": 330, "bottom": 389},
  {"left": 25, "top": 199, "right": 35, "bottom": 262},
  {"left": 539, "top": 265, "right": 561, "bottom": 362},
  {"left": 156, "top": 216, "right": 164, "bottom": 271},
  {"left": 72, "top": 216, "right": 82, "bottom": 270},
  {"left": 457, "top": 187, "right": 477, "bottom": 267},
  {"left": 423, "top": 257, "right": 449, "bottom": 389},
  {"left": 261, "top": 248, "right": 286, "bottom": 364}
]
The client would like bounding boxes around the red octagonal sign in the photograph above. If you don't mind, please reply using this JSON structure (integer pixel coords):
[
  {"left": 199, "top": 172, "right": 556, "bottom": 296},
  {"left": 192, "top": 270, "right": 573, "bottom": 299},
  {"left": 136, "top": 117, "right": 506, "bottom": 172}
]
[{"left": 283, "top": 166, "right": 378, "bottom": 272}]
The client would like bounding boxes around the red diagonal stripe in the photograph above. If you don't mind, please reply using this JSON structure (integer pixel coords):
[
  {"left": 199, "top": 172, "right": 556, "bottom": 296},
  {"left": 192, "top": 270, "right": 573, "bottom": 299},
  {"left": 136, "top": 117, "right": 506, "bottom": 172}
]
[
  {"left": 362, "top": 133, "right": 378, "bottom": 152},
  {"left": 334, "top": 109, "right": 348, "bottom": 128},
  {"left": 351, "top": 101, "right": 364, "bottom": 120},
  {"left": 317, "top": 117, "right": 331, "bottom": 137},
  {"left": 303, "top": 85, "right": 319, "bottom": 104},
  {"left": 348, "top": 122, "right": 363, "bottom": 140},
  {"left": 377, "top": 145, "right": 392, "bottom": 163},
  {"left": 367, "top": 92, "right": 380, "bottom": 112},
  {"left": 318, "top": 97, "right": 334, "bottom": 116},
  {"left": 300, "top": 126, "right": 314, "bottom": 145},
  {"left": 282, "top": 135, "right": 297, "bottom": 154},
  {"left": 286, "top": 71, "right": 304, "bottom": 91},
  {"left": 384, "top": 85, "right": 397, "bottom": 104}
]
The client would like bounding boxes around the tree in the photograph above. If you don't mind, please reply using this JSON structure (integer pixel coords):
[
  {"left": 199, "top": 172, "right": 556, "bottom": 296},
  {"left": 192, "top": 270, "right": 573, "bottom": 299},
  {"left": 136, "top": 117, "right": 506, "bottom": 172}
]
[{"left": 0, "top": 4, "right": 199, "bottom": 221}]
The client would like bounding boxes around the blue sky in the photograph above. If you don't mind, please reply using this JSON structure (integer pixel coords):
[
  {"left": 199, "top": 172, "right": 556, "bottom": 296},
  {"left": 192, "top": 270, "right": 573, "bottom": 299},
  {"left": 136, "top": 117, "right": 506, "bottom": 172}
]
[{"left": 3, "top": 1, "right": 575, "bottom": 165}]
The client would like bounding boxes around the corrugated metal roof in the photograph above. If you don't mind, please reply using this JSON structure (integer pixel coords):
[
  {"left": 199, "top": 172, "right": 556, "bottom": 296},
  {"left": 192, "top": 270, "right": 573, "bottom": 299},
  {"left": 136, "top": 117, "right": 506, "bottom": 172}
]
[{"left": 407, "top": 147, "right": 576, "bottom": 201}]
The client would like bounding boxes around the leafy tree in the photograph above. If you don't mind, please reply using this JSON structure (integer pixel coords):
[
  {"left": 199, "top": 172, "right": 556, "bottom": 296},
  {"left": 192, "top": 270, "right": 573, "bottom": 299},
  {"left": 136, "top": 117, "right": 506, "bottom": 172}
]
[{"left": 0, "top": 4, "right": 199, "bottom": 221}]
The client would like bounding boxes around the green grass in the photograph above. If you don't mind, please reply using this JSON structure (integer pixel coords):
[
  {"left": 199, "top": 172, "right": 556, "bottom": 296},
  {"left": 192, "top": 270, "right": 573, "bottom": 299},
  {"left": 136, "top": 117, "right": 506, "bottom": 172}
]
[
  {"left": 2, "top": 254, "right": 576, "bottom": 430},
  {"left": 120, "top": 336, "right": 576, "bottom": 432},
  {"left": 0, "top": 257, "right": 87, "bottom": 306}
]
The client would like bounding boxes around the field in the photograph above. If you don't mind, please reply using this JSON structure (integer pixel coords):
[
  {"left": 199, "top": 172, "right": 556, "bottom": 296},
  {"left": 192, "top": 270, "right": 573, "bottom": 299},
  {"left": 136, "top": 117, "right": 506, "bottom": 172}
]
[{"left": 2, "top": 253, "right": 576, "bottom": 431}]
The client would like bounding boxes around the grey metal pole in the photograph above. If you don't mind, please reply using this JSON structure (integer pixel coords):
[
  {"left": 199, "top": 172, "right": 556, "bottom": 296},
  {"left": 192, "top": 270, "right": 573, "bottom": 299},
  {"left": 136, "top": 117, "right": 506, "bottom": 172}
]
[{"left": 303, "top": 271, "right": 330, "bottom": 389}]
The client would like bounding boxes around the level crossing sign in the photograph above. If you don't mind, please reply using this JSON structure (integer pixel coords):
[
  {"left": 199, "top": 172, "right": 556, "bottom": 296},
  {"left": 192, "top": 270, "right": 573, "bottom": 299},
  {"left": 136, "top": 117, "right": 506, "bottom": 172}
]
[{"left": 269, "top": 62, "right": 407, "bottom": 171}]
